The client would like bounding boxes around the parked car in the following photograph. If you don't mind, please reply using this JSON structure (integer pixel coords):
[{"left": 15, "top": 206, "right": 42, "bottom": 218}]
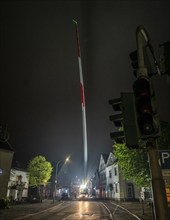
[
  {"left": 61, "top": 192, "right": 69, "bottom": 200},
  {"left": 28, "top": 187, "right": 42, "bottom": 203},
  {"left": 28, "top": 195, "right": 42, "bottom": 203}
]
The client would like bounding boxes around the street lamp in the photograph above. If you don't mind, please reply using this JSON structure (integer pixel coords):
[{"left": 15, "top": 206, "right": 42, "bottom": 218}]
[
  {"left": 53, "top": 156, "right": 70, "bottom": 202},
  {"left": 65, "top": 156, "right": 70, "bottom": 163}
]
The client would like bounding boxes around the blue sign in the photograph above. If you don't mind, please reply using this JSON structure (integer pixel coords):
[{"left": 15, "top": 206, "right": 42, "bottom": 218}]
[{"left": 159, "top": 150, "right": 170, "bottom": 169}]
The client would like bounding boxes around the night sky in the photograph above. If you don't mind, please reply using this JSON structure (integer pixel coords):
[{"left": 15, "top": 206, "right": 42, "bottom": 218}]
[{"left": 1, "top": 0, "right": 170, "bottom": 180}]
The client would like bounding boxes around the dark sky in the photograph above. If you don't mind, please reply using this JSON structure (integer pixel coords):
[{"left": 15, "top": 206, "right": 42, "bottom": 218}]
[{"left": 1, "top": 0, "right": 170, "bottom": 180}]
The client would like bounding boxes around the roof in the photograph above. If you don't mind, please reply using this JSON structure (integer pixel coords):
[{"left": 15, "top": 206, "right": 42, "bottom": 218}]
[
  {"left": 106, "top": 152, "right": 118, "bottom": 167},
  {"left": 101, "top": 154, "right": 109, "bottom": 163}
]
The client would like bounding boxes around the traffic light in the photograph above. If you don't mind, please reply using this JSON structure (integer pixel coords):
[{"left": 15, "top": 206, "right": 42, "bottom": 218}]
[
  {"left": 133, "top": 77, "right": 160, "bottom": 140},
  {"left": 109, "top": 97, "right": 124, "bottom": 143},
  {"left": 109, "top": 93, "right": 139, "bottom": 148}
]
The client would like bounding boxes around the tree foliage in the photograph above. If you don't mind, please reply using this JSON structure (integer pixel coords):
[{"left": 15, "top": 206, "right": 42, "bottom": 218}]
[
  {"left": 113, "top": 121, "right": 170, "bottom": 187},
  {"left": 113, "top": 143, "right": 151, "bottom": 187},
  {"left": 27, "top": 155, "right": 53, "bottom": 187}
]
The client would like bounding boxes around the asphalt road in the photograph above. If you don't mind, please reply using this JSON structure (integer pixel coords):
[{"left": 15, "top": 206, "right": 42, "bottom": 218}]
[
  {"left": 0, "top": 199, "right": 150, "bottom": 220},
  {"left": 15, "top": 201, "right": 112, "bottom": 220}
]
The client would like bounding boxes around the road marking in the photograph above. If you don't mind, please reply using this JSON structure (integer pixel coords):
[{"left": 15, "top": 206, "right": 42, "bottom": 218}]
[
  {"left": 110, "top": 201, "right": 141, "bottom": 220},
  {"left": 100, "top": 202, "right": 114, "bottom": 220}
]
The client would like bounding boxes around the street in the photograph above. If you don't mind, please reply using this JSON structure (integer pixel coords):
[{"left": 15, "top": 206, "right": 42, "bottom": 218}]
[
  {"left": 15, "top": 201, "right": 113, "bottom": 220},
  {"left": 0, "top": 199, "right": 152, "bottom": 220}
]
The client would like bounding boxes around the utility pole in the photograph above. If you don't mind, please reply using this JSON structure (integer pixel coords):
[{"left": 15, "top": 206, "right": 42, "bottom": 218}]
[
  {"left": 147, "top": 140, "right": 169, "bottom": 219},
  {"left": 135, "top": 25, "right": 169, "bottom": 220}
]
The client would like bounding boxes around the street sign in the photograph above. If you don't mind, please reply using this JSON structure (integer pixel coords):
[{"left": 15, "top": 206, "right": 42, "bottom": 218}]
[{"left": 159, "top": 150, "right": 170, "bottom": 169}]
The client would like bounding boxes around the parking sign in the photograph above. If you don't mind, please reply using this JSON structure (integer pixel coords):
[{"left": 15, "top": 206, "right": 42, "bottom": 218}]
[{"left": 159, "top": 151, "right": 170, "bottom": 169}]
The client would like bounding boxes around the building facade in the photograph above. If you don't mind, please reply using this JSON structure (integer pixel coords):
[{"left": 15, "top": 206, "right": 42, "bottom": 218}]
[
  {"left": 98, "top": 154, "right": 109, "bottom": 198},
  {"left": 94, "top": 152, "right": 140, "bottom": 201},
  {"left": 0, "top": 127, "right": 14, "bottom": 198},
  {"left": 7, "top": 168, "right": 29, "bottom": 202}
]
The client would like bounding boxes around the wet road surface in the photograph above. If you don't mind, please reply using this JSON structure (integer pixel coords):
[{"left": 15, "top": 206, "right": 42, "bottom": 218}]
[{"left": 14, "top": 201, "right": 113, "bottom": 220}]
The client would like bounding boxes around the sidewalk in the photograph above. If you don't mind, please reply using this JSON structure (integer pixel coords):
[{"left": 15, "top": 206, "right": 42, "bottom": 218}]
[
  {"left": 112, "top": 201, "right": 154, "bottom": 220},
  {"left": 112, "top": 200, "right": 170, "bottom": 220},
  {"left": 0, "top": 199, "right": 60, "bottom": 220}
]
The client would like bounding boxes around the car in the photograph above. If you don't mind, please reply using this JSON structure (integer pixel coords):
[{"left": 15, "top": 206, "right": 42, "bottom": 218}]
[
  {"left": 78, "top": 193, "right": 88, "bottom": 200},
  {"left": 28, "top": 195, "right": 42, "bottom": 203},
  {"left": 61, "top": 193, "right": 69, "bottom": 200}
]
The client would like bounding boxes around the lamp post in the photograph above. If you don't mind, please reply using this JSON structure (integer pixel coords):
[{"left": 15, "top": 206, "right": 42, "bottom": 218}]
[{"left": 53, "top": 156, "right": 70, "bottom": 202}]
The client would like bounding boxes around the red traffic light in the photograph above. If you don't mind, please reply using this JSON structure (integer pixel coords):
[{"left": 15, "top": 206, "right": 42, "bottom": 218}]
[
  {"left": 133, "top": 77, "right": 151, "bottom": 96},
  {"left": 133, "top": 78, "right": 156, "bottom": 137},
  {"left": 133, "top": 78, "right": 153, "bottom": 114}
]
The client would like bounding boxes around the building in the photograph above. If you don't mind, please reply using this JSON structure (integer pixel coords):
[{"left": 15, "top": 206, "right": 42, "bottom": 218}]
[
  {"left": 105, "top": 152, "right": 117, "bottom": 199},
  {"left": 98, "top": 154, "right": 109, "bottom": 198},
  {"left": 94, "top": 152, "right": 140, "bottom": 201},
  {"left": 106, "top": 152, "right": 140, "bottom": 200},
  {"left": 7, "top": 168, "right": 29, "bottom": 202},
  {"left": 91, "top": 169, "right": 100, "bottom": 198},
  {"left": 0, "top": 125, "right": 14, "bottom": 198}
]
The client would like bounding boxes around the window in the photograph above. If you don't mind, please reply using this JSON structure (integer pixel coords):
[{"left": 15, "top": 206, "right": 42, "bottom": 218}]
[
  {"left": 114, "top": 167, "right": 117, "bottom": 176},
  {"left": 109, "top": 170, "right": 112, "bottom": 178},
  {"left": 16, "top": 175, "right": 22, "bottom": 184},
  {"left": 115, "top": 183, "right": 119, "bottom": 193},
  {"left": 110, "top": 157, "right": 113, "bottom": 163}
]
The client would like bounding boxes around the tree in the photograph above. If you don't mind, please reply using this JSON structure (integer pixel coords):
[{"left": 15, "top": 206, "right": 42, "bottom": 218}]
[
  {"left": 113, "top": 121, "right": 170, "bottom": 187},
  {"left": 27, "top": 155, "right": 53, "bottom": 190},
  {"left": 113, "top": 143, "right": 151, "bottom": 187}
]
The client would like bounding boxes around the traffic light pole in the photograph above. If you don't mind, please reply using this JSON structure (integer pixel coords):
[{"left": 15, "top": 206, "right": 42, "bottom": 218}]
[
  {"left": 147, "top": 140, "right": 169, "bottom": 220},
  {"left": 136, "top": 25, "right": 148, "bottom": 78},
  {"left": 136, "top": 26, "right": 169, "bottom": 220}
]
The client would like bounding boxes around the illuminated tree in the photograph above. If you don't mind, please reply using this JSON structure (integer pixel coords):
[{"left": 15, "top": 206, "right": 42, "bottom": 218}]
[
  {"left": 113, "top": 121, "right": 170, "bottom": 187},
  {"left": 27, "top": 155, "right": 53, "bottom": 188},
  {"left": 113, "top": 143, "right": 150, "bottom": 187}
]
